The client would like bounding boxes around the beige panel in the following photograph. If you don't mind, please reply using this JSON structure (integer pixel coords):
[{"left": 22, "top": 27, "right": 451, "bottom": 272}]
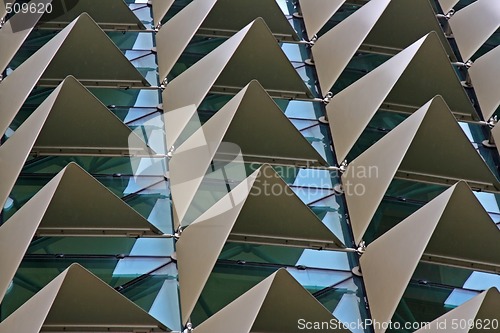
[
  {"left": 0, "top": 162, "right": 162, "bottom": 303},
  {"left": 424, "top": 182, "right": 500, "bottom": 268},
  {"left": 0, "top": 0, "right": 15, "bottom": 19},
  {"left": 0, "top": 0, "right": 51, "bottom": 73},
  {"left": 415, "top": 288, "right": 500, "bottom": 333},
  {"left": 156, "top": 0, "right": 216, "bottom": 81},
  {"left": 0, "top": 76, "right": 153, "bottom": 209},
  {"left": 384, "top": 31, "right": 475, "bottom": 118},
  {"left": 0, "top": 262, "right": 66, "bottom": 333},
  {"left": 449, "top": 0, "right": 500, "bottom": 61},
  {"left": 327, "top": 34, "right": 425, "bottom": 163},
  {"left": 0, "top": 264, "right": 169, "bottom": 332},
  {"left": 0, "top": 80, "right": 61, "bottom": 210},
  {"left": 33, "top": 76, "right": 153, "bottom": 156},
  {"left": 312, "top": 0, "right": 390, "bottom": 94},
  {"left": 344, "top": 96, "right": 497, "bottom": 244},
  {"left": 164, "top": 104, "right": 198, "bottom": 150},
  {"left": 40, "top": 13, "right": 149, "bottom": 86},
  {"left": 0, "top": 163, "right": 161, "bottom": 299},
  {"left": 468, "top": 45, "right": 500, "bottom": 120},
  {"left": 229, "top": 164, "right": 344, "bottom": 249},
  {"left": 299, "top": 0, "right": 346, "bottom": 39},
  {"left": 0, "top": 165, "right": 64, "bottom": 304},
  {"left": 217, "top": 80, "right": 327, "bottom": 166},
  {"left": 0, "top": 16, "right": 76, "bottom": 138},
  {"left": 162, "top": 18, "right": 311, "bottom": 112},
  {"left": 363, "top": 0, "right": 455, "bottom": 59},
  {"left": 162, "top": 20, "right": 252, "bottom": 112},
  {"left": 169, "top": 83, "right": 250, "bottom": 226},
  {"left": 438, "top": 0, "right": 459, "bottom": 13},
  {"left": 152, "top": 0, "right": 174, "bottom": 28},
  {"left": 177, "top": 163, "right": 344, "bottom": 324},
  {"left": 492, "top": 123, "right": 500, "bottom": 152},
  {"left": 0, "top": 13, "right": 147, "bottom": 138},
  {"left": 210, "top": 16, "right": 309, "bottom": 97},
  {"left": 399, "top": 99, "right": 498, "bottom": 187},
  {"left": 36, "top": 162, "right": 162, "bottom": 236},
  {"left": 329, "top": 32, "right": 476, "bottom": 162},
  {"left": 342, "top": 98, "right": 428, "bottom": 245},
  {"left": 38, "top": 0, "right": 145, "bottom": 29},
  {"left": 199, "top": 0, "right": 299, "bottom": 41},
  {"left": 0, "top": 1, "right": 5, "bottom": 19},
  {"left": 194, "top": 269, "right": 275, "bottom": 333},
  {"left": 196, "top": 269, "right": 348, "bottom": 333},
  {"left": 360, "top": 183, "right": 454, "bottom": 333},
  {"left": 170, "top": 80, "right": 330, "bottom": 226},
  {"left": 177, "top": 168, "right": 259, "bottom": 324}
]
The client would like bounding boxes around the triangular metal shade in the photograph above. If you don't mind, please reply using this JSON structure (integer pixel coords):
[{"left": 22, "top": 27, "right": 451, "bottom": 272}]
[
  {"left": 360, "top": 181, "right": 500, "bottom": 333},
  {"left": 0, "top": 0, "right": 15, "bottom": 19},
  {"left": 217, "top": 80, "right": 327, "bottom": 166},
  {"left": 164, "top": 104, "right": 199, "bottom": 150},
  {"left": 156, "top": 0, "right": 298, "bottom": 79},
  {"left": 414, "top": 288, "right": 500, "bottom": 333},
  {"left": 0, "top": 13, "right": 148, "bottom": 137},
  {"left": 491, "top": 122, "right": 500, "bottom": 151},
  {"left": 0, "top": 0, "right": 51, "bottom": 73},
  {"left": 0, "top": 162, "right": 161, "bottom": 303},
  {"left": 152, "top": 0, "right": 174, "bottom": 28},
  {"left": 312, "top": 0, "right": 390, "bottom": 95},
  {"left": 35, "top": 162, "right": 162, "bottom": 236},
  {"left": 468, "top": 45, "right": 500, "bottom": 120},
  {"left": 194, "top": 269, "right": 350, "bottom": 333},
  {"left": 449, "top": 0, "right": 500, "bottom": 61},
  {"left": 362, "top": 0, "right": 454, "bottom": 57},
  {"left": 177, "top": 164, "right": 345, "bottom": 324},
  {"left": 438, "top": 0, "right": 459, "bottom": 13},
  {"left": 0, "top": 73, "right": 54, "bottom": 210},
  {"left": 0, "top": 76, "right": 153, "bottom": 210},
  {"left": 169, "top": 81, "right": 324, "bottom": 227},
  {"left": 327, "top": 32, "right": 477, "bottom": 163},
  {"left": 156, "top": 0, "right": 217, "bottom": 82},
  {"left": 313, "top": 0, "right": 455, "bottom": 94},
  {"left": 0, "top": 264, "right": 170, "bottom": 332},
  {"left": 162, "top": 17, "right": 312, "bottom": 112},
  {"left": 198, "top": 0, "right": 298, "bottom": 41},
  {"left": 37, "top": 0, "right": 146, "bottom": 29},
  {"left": 298, "top": 0, "right": 346, "bottom": 40},
  {"left": 0, "top": 1, "right": 6, "bottom": 19},
  {"left": 32, "top": 75, "right": 153, "bottom": 156},
  {"left": 343, "top": 96, "right": 498, "bottom": 245},
  {"left": 229, "top": 164, "right": 344, "bottom": 249}
]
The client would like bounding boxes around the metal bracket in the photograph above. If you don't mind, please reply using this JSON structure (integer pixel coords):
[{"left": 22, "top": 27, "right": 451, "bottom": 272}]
[
  {"left": 160, "top": 77, "right": 168, "bottom": 89},
  {"left": 436, "top": 9, "right": 455, "bottom": 20},
  {"left": 183, "top": 323, "right": 194, "bottom": 333},
  {"left": 338, "top": 160, "right": 348, "bottom": 173},
  {"left": 356, "top": 241, "right": 366, "bottom": 255},
  {"left": 322, "top": 92, "right": 333, "bottom": 105}
]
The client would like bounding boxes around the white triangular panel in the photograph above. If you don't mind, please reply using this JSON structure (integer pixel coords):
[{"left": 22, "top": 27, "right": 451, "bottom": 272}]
[
  {"left": 343, "top": 96, "right": 497, "bottom": 245},
  {"left": 328, "top": 32, "right": 476, "bottom": 162},
  {"left": 468, "top": 45, "right": 500, "bottom": 120},
  {"left": 0, "top": 13, "right": 148, "bottom": 138},
  {"left": 449, "top": 0, "right": 500, "bottom": 61},
  {"left": 299, "top": 0, "right": 346, "bottom": 39},
  {"left": 0, "top": 264, "right": 169, "bottom": 332},
  {"left": 162, "top": 18, "right": 311, "bottom": 112}
]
